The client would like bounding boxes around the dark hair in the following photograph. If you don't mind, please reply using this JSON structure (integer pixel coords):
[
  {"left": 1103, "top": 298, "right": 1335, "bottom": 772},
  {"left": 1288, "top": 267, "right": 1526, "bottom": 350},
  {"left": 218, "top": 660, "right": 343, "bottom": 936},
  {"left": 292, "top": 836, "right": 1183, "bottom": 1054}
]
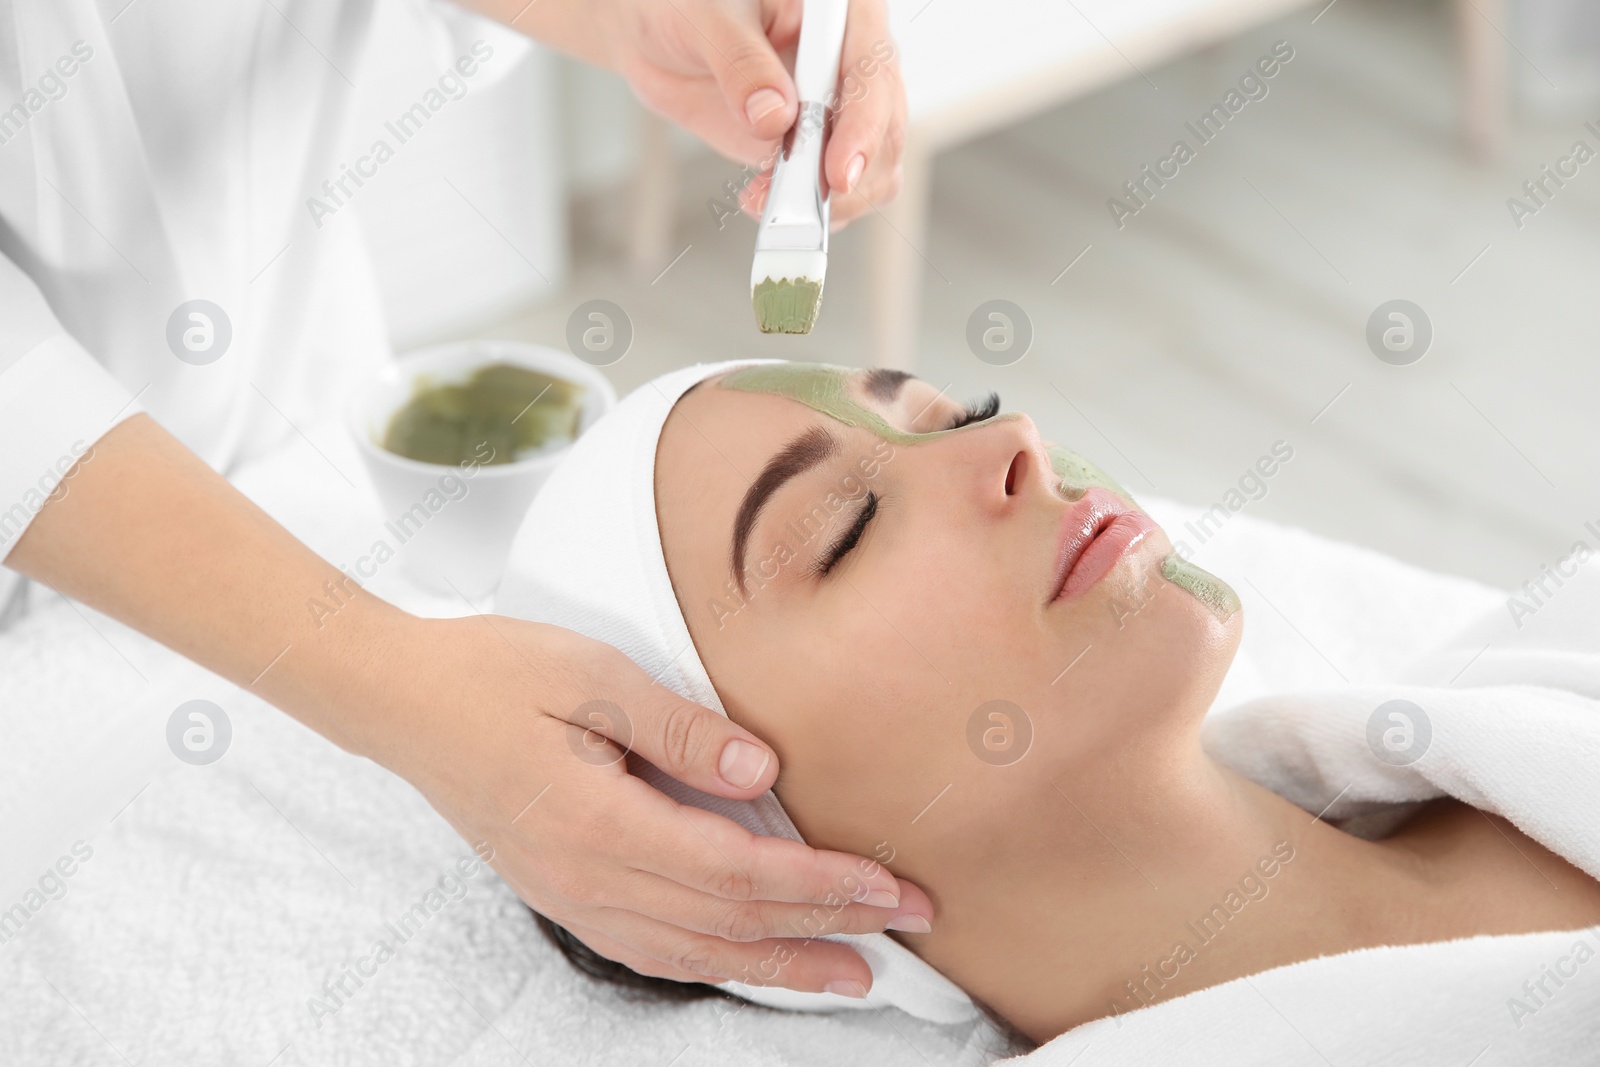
[
  {"left": 529, "top": 906, "right": 739, "bottom": 1003},
  {"left": 529, "top": 907, "right": 1037, "bottom": 1057}
]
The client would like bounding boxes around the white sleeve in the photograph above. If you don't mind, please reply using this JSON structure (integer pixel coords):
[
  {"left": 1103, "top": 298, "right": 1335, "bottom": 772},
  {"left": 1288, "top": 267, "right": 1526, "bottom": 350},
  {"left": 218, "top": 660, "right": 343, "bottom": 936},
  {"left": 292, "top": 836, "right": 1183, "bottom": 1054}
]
[
  {"left": 417, "top": 0, "right": 533, "bottom": 83},
  {"left": 0, "top": 251, "right": 144, "bottom": 561}
]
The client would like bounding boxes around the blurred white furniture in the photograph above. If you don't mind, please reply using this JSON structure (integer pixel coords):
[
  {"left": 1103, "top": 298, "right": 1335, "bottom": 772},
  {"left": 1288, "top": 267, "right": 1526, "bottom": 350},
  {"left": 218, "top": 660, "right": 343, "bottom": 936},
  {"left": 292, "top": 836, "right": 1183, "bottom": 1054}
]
[
  {"left": 869, "top": 0, "right": 1529, "bottom": 367},
  {"left": 624, "top": 0, "right": 1511, "bottom": 368},
  {"left": 869, "top": 0, "right": 1320, "bottom": 368}
]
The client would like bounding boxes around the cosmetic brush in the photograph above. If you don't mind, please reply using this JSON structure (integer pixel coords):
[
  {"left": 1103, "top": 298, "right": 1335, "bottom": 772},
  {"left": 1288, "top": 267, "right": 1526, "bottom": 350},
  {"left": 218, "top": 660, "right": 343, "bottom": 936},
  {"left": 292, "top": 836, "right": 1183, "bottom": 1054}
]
[{"left": 750, "top": 0, "right": 849, "bottom": 335}]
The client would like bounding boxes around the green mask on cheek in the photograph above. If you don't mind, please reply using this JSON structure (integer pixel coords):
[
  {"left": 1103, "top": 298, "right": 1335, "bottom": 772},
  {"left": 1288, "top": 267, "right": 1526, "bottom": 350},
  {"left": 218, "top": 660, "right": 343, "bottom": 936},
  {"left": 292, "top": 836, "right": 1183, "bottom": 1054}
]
[{"left": 718, "top": 363, "right": 1239, "bottom": 621}]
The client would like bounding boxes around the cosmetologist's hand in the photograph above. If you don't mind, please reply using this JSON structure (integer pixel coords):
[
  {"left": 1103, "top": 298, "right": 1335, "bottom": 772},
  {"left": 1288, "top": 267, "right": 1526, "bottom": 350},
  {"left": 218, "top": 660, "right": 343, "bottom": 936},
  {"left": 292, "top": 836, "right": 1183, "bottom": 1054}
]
[
  {"left": 610, "top": 0, "right": 907, "bottom": 229},
  {"left": 10, "top": 410, "right": 931, "bottom": 999},
  {"left": 480, "top": 0, "right": 907, "bottom": 229},
  {"left": 369, "top": 613, "right": 934, "bottom": 994}
]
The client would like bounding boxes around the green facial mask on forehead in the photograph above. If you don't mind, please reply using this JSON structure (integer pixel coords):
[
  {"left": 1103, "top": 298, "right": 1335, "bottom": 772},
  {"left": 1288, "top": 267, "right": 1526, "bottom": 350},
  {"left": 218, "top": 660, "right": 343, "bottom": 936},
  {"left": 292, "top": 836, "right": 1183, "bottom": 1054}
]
[
  {"left": 721, "top": 362, "right": 981, "bottom": 446},
  {"left": 719, "top": 362, "right": 1239, "bottom": 621},
  {"left": 721, "top": 363, "right": 1131, "bottom": 500}
]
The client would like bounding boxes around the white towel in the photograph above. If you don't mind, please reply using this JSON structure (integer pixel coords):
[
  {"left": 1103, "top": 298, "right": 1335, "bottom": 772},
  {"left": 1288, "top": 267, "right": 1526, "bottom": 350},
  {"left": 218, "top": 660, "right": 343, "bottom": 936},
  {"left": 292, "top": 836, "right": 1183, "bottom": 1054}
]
[{"left": 495, "top": 359, "right": 981, "bottom": 1024}]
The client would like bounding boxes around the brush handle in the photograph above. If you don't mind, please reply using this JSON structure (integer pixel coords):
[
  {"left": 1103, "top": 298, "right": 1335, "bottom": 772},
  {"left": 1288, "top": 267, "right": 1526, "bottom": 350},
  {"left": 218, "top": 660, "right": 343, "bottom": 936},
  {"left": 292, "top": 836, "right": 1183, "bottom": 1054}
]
[
  {"left": 756, "top": 0, "right": 848, "bottom": 251},
  {"left": 794, "top": 0, "right": 849, "bottom": 107}
]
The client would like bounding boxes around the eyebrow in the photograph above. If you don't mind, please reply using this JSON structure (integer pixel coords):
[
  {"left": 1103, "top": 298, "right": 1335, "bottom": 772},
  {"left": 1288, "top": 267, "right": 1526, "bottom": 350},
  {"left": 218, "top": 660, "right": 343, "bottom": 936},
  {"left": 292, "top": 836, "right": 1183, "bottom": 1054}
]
[
  {"left": 863, "top": 368, "right": 912, "bottom": 402},
  {"left": 730, "top": 425, "right": 838, "bottom": 593}
]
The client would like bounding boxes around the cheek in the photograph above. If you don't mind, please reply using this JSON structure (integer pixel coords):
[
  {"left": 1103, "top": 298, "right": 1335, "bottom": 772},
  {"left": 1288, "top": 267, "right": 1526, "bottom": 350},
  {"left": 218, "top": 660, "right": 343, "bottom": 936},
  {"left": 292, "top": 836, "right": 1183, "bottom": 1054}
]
[
  {"left": 854, "top": 528, "right": 1029, "bottom": 688},
  {"left": 709, "top": 610, "right": 904, "bottom": 755},
  {"left": 744, "top": 609, "right": 924, "bottom": 743},
  {"left": 717, "top": 598, "right": 977, "bottom": 848}
]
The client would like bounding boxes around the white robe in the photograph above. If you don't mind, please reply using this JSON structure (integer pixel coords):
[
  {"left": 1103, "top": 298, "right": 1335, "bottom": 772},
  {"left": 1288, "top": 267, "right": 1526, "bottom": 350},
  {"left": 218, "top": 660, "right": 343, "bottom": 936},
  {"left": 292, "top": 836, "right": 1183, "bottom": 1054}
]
[{"left": 0, "top": 0, "right": 515, "bottom": 605}]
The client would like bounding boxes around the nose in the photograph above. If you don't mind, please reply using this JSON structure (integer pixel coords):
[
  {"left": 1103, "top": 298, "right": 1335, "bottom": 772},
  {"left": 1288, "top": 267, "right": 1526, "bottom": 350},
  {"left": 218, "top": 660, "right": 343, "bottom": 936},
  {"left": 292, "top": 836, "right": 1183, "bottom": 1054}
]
[{"left": 949, "top": 412, "right": 1046, "bottom": 514}]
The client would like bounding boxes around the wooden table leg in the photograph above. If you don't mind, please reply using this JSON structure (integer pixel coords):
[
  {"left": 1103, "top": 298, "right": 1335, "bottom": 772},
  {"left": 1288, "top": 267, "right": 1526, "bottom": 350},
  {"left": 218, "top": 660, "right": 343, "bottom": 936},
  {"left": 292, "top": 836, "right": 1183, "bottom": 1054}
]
[
  {"left": 868, "top": 142, "right": 933, "bottom": 370},
  {"left": 628, "top": 112, "right": 679, "bottom": 277},
  {"left": 1457, "top": 0, "right": 1507, "bottom": 162}
]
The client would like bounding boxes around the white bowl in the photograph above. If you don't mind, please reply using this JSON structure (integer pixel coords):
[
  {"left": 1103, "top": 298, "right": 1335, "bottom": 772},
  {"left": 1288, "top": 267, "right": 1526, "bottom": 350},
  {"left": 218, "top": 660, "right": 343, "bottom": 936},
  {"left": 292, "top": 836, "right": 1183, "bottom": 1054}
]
[{"left": 345, "top": 341, "right": 617, "bottom": 600}]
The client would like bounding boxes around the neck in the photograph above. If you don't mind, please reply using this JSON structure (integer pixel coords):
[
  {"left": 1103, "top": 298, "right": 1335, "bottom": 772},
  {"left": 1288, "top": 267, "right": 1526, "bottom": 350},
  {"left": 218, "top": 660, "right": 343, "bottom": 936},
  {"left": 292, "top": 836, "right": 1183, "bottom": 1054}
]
[{"left": 896, "top": 740, "right": 1423, "bottom": 1044}]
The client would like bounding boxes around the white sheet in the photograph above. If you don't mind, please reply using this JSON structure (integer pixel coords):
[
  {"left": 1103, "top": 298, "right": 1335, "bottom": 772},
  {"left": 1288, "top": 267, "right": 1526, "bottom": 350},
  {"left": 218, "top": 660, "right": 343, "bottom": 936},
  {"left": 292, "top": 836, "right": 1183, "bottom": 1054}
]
[{"left": 6, "top": 417, "right": 1575, "bottom": 1066}]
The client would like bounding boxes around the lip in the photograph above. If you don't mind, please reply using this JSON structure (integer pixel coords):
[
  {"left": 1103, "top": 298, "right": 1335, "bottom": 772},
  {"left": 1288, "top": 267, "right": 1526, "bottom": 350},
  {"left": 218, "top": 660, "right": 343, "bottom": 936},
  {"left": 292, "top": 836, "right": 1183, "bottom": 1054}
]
[{"left": 1048, "top": 487, "right": 1159, "bottom": 605}]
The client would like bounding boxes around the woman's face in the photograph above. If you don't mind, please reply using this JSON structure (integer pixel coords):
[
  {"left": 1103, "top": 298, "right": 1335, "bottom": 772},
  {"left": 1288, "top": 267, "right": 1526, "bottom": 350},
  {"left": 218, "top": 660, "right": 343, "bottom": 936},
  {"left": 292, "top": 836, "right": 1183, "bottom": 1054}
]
[{"left": 655, "top": 363, "right": 1242, "bottom": 870}]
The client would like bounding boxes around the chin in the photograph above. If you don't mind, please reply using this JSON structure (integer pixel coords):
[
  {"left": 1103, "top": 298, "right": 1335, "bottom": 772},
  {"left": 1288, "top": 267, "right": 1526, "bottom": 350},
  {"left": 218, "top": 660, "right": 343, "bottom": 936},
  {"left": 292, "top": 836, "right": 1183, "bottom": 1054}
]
[
  {"left": 1112, "top": 576, "right": 1237, "bottom": 717},
  {"left": 1168, "top": 587, "right": 1242, "bottom": 706}
]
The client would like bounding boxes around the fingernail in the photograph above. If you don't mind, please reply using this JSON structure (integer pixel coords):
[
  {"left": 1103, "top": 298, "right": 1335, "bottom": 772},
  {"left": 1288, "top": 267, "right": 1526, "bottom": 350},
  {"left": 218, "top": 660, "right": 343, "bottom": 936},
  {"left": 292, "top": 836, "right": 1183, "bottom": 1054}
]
[
  {"left": 859, "top": 889, "right": 899, "bottom": 909},
  {"left": 719, "top": 739, "right": 771, "bottom": 789},
  {"left": 745, "top": 88, "right": 785, "bottom": 125},
  {"left": 844, "top": 154, "right": 866, "bottom": 191},
  {"left": 824, "top": 979, "right": 867, "bottom": 999},
  {"left": 886, "top": 914, "right": 931, "bottom": 933}
]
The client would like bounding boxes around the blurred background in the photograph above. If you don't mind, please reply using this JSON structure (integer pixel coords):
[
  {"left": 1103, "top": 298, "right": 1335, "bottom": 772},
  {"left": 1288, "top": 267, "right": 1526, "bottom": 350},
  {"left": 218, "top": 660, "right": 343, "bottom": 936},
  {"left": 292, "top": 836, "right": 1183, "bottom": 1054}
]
[{"left": 350, "top": 0, "right": 1600, "bottom": 591}]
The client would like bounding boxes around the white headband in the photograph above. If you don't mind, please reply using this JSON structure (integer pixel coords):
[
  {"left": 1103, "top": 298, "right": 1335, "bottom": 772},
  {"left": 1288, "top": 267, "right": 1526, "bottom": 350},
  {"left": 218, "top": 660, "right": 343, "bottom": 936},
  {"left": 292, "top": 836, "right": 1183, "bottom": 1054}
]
[{"left": 496, "top": 359, "right": 978, "bottom": 1024}]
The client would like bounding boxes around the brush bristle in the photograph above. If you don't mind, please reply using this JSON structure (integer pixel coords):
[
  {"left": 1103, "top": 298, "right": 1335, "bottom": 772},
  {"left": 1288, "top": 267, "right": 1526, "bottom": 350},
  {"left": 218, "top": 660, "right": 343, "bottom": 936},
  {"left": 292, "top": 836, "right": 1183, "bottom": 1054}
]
[{"left": 752, "top": 276, "right": 824, "bottom": 334}]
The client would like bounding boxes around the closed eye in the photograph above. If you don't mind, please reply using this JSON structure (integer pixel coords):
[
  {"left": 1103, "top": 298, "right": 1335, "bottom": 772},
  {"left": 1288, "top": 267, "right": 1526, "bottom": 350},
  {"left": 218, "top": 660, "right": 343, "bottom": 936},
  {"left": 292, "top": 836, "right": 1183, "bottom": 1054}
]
[
  {"left": 943, "top": 392, "right": 1000, "bottom": 430},
  {"left": 813, "top": 390, "right": 997, "bottom": 577},
  {"left": 816, "top": 490, "right": 878, "bottom": 577}
]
